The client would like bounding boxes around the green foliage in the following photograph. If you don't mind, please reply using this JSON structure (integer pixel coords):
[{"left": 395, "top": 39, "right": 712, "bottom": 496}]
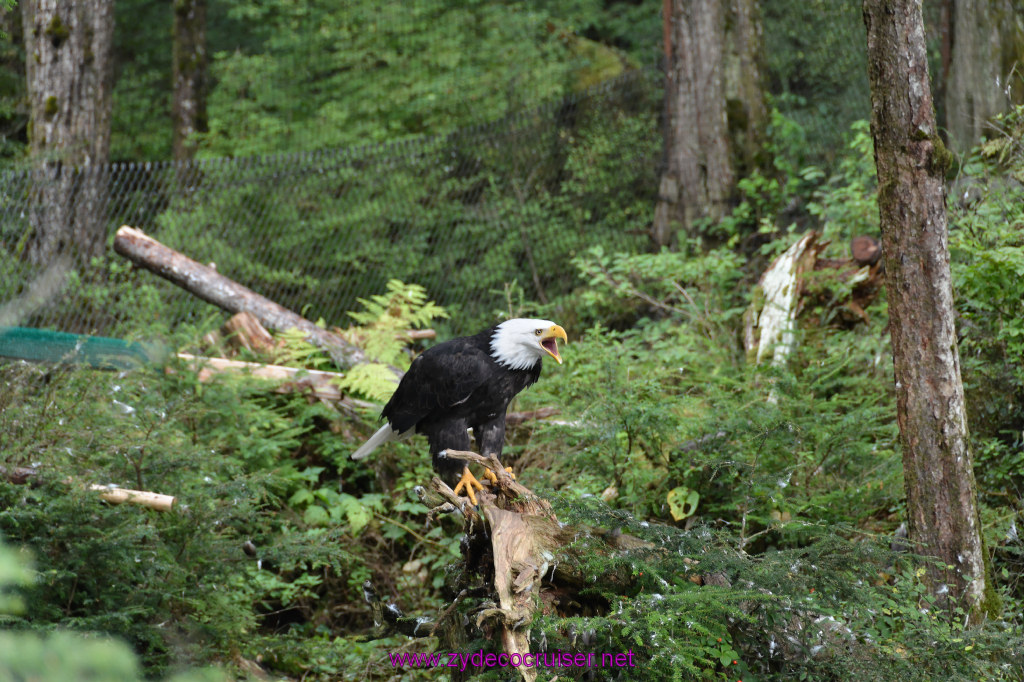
[
  {"left": 762, "top": 0, "right": 870, "bottom": 166},
  {"left": 524, "top": 493, "right": 1022, "bottom": 681},
  {"left": 715, "top": 106, "right": 826, "bottom": 244},
  {"left": 196, "top": 0, "right": 651, "bottom": 156},
  {"left": 807, "top": 120, "right": 879, "bottom": 246},
  {"left": 0, "top": 536, "right": 227, "bottom": 681},
  {"left": 332, "top": 279, "right": 447, "bottom": 402},
  {"left": 947, "top": 106, "right": 1024, "bottom": 519}
]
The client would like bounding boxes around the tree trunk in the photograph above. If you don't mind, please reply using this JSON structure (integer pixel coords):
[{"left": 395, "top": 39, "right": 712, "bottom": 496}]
[
  {"left": 653, "top": 0, "right": 733, "bottom": 246},
  {"left": 724, "top": 0, "right": 768, "bottom": 178},
  {"left": 20, "top": 0, "right": 114, "bottom": 264},
  {"left": 863, "top": 0, "right": 995, "bottom": 623},
  {"left": 944, "top": 0, "right": 1024, "bottom": 152},
  {"left": 171, "top": 0, "right": 207, "bottom": 160}
]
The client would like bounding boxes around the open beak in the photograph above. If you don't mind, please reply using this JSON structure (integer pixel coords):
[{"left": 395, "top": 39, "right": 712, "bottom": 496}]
[{"left": 540, "top": 325, "right": 568, "bottom": 364}]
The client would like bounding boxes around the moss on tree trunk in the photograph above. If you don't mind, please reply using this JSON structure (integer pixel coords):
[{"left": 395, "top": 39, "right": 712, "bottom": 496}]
[{"left": 20, "top": 0, "right": 114, "bottom": 264}]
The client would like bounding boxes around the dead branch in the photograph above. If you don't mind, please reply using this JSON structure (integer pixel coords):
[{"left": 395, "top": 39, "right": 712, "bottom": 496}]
[
  {"left": 113, "top": 226, "right": 400, "bottom": 377},
  {"left": 404, "top": 329, "right": 437, "bottom": 341},
  {"left": 86, "top": 484, "right": 176, "bottom": 511},
  {"left": 2, "top": 466, "right": 175, "bottom": 511},
  {"left": 174, "top": 353, "right": 378, "bottom": 412}
]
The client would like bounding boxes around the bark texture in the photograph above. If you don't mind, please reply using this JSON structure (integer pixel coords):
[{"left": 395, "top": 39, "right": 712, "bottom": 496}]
[
  {"left": 172, "top": 0, "right": 207, "bottom": 160},
  {"left": 21, "top": 0, "right": 114, "bottom": 263},
  {"left": 944, "top": 0, "right": 1024, "bottom": 152},
  {"left": 724, "top": 0, "right": 768, "bottom": 178},
  {"left": 653, "top": 0, "right": 733, "bottom": 246},
  {"left": 863, "top": 0, "right": 993, "bottom": 622}
]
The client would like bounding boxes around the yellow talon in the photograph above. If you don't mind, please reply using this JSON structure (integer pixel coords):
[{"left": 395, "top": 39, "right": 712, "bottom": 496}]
[
  {"left": 482, "top": 466, "right": 515, "bottom": 485},
  {"left": 452, "top": 466, "right": 484, "bottom": 505}
]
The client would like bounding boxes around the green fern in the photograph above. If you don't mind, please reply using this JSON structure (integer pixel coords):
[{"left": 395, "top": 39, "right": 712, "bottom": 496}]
[{"left": 336, "top": 280, "right": 447, "bottom": 401}]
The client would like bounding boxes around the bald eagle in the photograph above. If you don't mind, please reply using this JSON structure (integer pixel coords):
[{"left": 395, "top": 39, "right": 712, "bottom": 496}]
[{"left": 351, "top": 318, "right": 567, "bottom": 502}]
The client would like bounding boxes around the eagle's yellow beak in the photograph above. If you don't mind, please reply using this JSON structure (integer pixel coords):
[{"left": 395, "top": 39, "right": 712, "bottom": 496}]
[{"left": 540, "top": 325, "right": 568, "bottom": 364}]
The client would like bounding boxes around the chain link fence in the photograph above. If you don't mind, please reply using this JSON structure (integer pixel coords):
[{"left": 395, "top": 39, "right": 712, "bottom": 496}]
[{"left": 0, "top": 69, "right": 662, "bottom": 339}]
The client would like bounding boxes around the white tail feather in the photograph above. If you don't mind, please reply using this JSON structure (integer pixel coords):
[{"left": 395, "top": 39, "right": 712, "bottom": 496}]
[{"left": 350, "top": 424, "right": 396, "bottom": 460}]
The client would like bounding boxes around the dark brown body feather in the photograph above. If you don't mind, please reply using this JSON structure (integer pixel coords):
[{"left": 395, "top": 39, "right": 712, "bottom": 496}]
[{"left": 381, "top": 326, "right": 541, "bottom": 484}]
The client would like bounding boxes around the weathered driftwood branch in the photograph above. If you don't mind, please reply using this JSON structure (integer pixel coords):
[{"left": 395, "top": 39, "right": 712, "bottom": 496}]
[
  {"left": 113, "top": 226, "right": 400, "bottom": 377},
  {"left": 1, "top": 466, "right": 175, "bottom": 511}
]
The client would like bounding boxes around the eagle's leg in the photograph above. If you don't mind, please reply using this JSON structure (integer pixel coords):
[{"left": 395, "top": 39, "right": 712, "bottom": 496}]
[
  {"left": 475, "top": 418, "right": 515, "bottom": 485},
  {"left": 452, "top": 466, "right": 485, "bottom": 505}
]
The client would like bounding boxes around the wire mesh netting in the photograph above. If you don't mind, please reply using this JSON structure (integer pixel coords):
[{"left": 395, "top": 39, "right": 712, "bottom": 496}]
[{"left": 0, "top": 69, "right": 662, "bottom": 339}]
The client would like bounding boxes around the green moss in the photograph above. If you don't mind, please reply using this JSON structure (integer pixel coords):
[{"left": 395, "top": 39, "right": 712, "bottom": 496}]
[
  {"left": 876, "top": 178, "right": 898, "bottom": 210},
  {"left": 44, "top": 13, "right": 69, "bottom": 47},
  {"left": 929, "top": 134, "right": 954, "bottom": 177},
  {"left": 979, "top": 529, "right": 1003, "bottom": 620},
  {"left": 44, "top": 95, "right": 58, "bottom": 119}
]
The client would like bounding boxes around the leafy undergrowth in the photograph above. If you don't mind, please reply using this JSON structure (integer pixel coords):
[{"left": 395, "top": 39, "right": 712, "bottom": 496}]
[{"left": 4, "top": 117, "right": 1024, "bottom": 679}]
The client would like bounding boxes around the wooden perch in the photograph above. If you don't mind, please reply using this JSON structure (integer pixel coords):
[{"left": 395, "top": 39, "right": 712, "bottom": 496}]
[
  {"left": 361, "top": 453, "right": 738, "bottom": 681},
  {"left": 113, "top": 226, "right": 400, "bottom": 377},
  {"left": 2, "top": 466, "right": 174, "bottom": 511},
  {"left": 358, "top": 451, "right": 656, "bottom": 681}
]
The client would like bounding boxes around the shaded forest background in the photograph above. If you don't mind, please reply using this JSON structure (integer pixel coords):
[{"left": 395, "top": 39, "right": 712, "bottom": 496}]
[{"left": 1, "top": 1, "right": 1024, "bottom": 681}]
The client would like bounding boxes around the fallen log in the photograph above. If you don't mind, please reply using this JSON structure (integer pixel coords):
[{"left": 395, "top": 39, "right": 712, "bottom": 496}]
[{"left": 113, "top": 226, "right": 400, "bottom": 377}]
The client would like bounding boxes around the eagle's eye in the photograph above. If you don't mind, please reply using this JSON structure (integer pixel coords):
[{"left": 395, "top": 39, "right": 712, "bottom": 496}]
[{"left": 534, "top": 329, "right": 543, "bottom": 336}]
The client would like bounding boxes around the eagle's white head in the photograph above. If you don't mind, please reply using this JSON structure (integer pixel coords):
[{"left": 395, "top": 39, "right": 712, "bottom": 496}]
[{"left": 490, "top": 318, "right": 568, "bottom": 370}]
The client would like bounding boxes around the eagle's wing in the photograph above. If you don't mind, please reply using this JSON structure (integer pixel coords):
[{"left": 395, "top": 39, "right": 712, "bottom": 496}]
[{"left": 381, "top": 342, "right": 494, "bottom": 433}]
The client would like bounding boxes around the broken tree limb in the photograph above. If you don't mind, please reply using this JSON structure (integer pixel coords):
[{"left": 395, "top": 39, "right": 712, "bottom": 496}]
[
  {"left": 174, "top": 352, "right": 375, "bottom": 407},
  {"left": 1, "top": 466, "right": 175, "bottom": 511},
  {"left": 113, "top": 226, "right": 401, "bottom": 378},
  {"left": 87, "top": 484, "right": 176, "bottom": 511}
]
